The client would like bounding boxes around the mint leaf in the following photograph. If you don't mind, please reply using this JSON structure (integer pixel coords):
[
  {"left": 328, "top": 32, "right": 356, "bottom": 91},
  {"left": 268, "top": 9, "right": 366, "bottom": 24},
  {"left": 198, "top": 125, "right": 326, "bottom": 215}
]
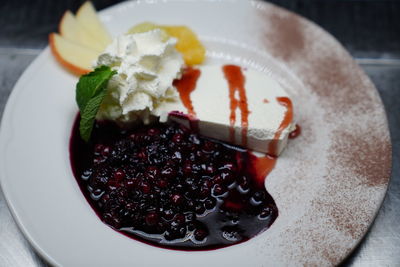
[
  {"left": 75, "top": 66, "right": 116, "bottom": 142},
  {"left": 76, "top": 66, "right": 116, "bottom": 111},
  {"left": 79, "top": 89, "right": 108, "bottom": 142}
]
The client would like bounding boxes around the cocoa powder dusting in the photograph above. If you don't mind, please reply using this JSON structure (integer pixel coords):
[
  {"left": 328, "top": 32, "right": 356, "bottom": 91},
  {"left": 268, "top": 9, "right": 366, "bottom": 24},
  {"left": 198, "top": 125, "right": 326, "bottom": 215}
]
[
  {"left": 304, "top": 53, "right": 376, "bottom": 115},
  {"left": 261, "top": 12, "right": 305, "bottom": 61},
  {"left": 278, "top": 219, "right": 352, "bottom": 266},
  {"left": 327, "top": 202, "right": 368, "bottom": 239},
  {"left": 330, "top": 129, "right": 392, "bottom": 187},
  {"left": 250, "top": 2, "right": 391, "bottom": 266},
  {"left": 259, "top": 3, "right": 376, "bottom": 116}
]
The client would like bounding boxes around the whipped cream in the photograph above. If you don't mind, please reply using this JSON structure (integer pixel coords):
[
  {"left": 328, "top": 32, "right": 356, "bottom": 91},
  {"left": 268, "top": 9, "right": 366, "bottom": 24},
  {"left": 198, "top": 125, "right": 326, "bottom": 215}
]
[
  {"left": 92, "top": 30, "right": 294, "bottom": 155},
  {"left": 95, "top": 29, "right": 184, "bottom": 124}
]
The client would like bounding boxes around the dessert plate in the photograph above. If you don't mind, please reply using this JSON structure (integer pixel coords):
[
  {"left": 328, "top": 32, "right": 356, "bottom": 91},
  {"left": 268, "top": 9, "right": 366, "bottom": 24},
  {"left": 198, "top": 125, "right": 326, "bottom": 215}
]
[{"left": 0, "top": 0, "right": 391, "bottom": 266}]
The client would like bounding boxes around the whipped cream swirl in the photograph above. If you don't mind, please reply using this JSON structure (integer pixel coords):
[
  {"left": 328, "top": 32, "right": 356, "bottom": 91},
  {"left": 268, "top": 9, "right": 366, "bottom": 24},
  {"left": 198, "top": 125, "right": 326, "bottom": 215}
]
[{"left": 95, "top": 29, "right": 184, "bottom": 124}]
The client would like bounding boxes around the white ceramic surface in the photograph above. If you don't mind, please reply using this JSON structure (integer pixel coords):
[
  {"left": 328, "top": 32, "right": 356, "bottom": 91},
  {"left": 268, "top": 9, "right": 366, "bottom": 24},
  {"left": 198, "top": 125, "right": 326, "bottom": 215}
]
[{"left": 0, "top": 1, "right": 391, "bottom": 266}]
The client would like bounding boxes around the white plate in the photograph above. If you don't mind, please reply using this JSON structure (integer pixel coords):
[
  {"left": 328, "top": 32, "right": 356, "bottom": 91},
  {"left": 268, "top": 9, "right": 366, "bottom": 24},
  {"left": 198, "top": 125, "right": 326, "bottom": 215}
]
[{"left": 0, "top": 0, "right": 391, "bottom": 266}]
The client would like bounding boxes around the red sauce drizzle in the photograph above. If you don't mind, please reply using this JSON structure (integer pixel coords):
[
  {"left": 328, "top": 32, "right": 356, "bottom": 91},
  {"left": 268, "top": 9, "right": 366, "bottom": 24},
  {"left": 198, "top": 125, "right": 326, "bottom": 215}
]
[
  {"left": 289, "top": 124, "right": 301, "bottom": 139},
  {"left": 173, "top": 67, "right": 201, "bottom": 116},
  {"left": 268, "top": 97, "right": 293, "bottom": 156},
  {"left": 222, "top": 65, "right": 250, "bottom": 146},
  {"left": 251, "top": 154, "right": 277, "bottom": 187}
]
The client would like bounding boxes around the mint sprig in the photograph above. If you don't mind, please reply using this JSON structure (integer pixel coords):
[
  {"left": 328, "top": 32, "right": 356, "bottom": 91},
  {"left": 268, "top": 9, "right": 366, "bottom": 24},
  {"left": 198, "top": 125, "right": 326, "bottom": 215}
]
[{"left": 76, "top": 66, "right": 116, "bottom": 142}]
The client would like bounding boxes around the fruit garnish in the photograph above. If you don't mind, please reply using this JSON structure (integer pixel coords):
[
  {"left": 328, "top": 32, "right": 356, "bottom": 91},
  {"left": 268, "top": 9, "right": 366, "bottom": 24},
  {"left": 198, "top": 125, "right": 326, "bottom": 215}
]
[
  {"left": 128, "top": 22, "right": 170, "bottom": 42},
  {"left": 50, "top": 1, "right": 205, "bottom": 75},
  {"left": 76, "top": 2, "right": 112, "bottom": 47},
  {"left": 49, "top": 33, "right": 99, "bottom": 75},
  {"left": 162, "top": 25, "right": 206, "bottom": 65},
  {"left": 59, "top": 10, "right": 104, "bottom": 52},
  {"left": 76, "top": 66, "right": 116, "bottom": 141},
  {"left": 128, "top": 22, "right": 206, "bottom": 65},
  {"left": 49, "top": 1, "right": 111, "bottom": 75}
]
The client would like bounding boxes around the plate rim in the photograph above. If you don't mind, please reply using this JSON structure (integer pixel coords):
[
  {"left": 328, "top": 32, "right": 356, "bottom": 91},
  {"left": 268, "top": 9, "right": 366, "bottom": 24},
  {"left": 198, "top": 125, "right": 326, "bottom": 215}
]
[{"left": 0, "top": 0, "right": 392, "bottom": 266}]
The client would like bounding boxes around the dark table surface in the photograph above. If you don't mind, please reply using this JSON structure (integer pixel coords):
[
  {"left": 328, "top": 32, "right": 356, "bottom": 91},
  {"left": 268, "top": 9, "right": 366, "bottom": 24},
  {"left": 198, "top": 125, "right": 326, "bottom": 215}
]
[{"left": 0, "top": 0, "right": 399, "bottom": 266}]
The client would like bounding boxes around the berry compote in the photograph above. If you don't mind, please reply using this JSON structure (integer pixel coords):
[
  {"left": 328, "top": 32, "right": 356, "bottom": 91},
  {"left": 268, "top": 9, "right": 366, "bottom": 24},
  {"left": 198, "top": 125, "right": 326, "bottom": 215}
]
[{"left": 70, "top": 117, "right": 278, "bottom": 250}]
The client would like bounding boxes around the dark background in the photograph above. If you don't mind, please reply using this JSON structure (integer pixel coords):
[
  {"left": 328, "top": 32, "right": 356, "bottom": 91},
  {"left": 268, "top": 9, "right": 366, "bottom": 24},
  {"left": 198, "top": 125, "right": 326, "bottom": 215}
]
[
  {"left": 0, "top": 0, "right": 399, "bottom": 266},
  {"left": 1, "top": 0, "right": 399, "bottom": 58}
]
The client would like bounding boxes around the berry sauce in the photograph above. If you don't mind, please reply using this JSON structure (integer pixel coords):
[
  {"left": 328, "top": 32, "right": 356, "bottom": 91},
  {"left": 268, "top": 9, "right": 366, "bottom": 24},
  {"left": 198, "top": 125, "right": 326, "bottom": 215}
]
[{"left": 70, "top": 117, "right": 278, "bottom": 250}]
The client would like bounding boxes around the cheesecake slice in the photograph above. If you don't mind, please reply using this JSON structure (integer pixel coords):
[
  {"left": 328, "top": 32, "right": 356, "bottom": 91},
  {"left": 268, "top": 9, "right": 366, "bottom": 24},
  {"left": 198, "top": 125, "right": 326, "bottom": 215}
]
[{"left": 162, "top": 65, "right": 295, "bottom": 156}]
